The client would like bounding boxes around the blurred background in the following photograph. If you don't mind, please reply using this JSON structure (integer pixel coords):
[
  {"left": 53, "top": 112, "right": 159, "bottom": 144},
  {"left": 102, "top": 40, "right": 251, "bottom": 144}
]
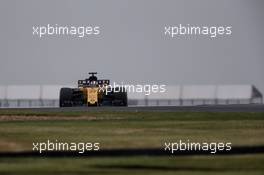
[{"left": 0, "top": 0, "right": 263, "bottom": 107}]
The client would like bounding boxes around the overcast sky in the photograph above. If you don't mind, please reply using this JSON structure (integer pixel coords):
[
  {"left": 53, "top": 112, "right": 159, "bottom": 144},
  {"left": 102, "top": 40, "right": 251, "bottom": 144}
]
[{"left": 0, "top": 0, "right": 263, "bottom": 93}]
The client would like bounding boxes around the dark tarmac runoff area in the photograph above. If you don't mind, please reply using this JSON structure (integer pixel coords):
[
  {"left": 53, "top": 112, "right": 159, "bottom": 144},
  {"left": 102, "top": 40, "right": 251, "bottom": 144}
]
[{"left": 1, "top": 104, "right": 264, "bottom": 112}]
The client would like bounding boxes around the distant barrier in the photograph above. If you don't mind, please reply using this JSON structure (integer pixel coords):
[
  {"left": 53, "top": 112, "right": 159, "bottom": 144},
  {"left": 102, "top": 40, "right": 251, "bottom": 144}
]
[{"left": 0, "top": 85, "right": 262, "bottom": 108}]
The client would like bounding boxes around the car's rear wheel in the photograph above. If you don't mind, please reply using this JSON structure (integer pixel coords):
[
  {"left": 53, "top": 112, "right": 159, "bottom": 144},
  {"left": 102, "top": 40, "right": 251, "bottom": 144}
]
[
  {"left": 59, "top": 88, "right": 73, "bottom": 107},
  {"left": 113, "top": 89, "right": 128, "bottom": 106}
]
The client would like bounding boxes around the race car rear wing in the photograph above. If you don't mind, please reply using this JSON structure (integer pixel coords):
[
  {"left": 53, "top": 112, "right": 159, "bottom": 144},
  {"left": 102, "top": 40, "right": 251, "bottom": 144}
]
[{"left": 78, "top": 79, "right": 110, "bottom": 87}]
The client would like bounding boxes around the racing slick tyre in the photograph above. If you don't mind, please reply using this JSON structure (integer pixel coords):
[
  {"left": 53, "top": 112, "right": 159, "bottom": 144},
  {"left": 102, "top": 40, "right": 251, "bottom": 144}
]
[{"left": 59, "top": 88, "right": 73, "bottom": 107}]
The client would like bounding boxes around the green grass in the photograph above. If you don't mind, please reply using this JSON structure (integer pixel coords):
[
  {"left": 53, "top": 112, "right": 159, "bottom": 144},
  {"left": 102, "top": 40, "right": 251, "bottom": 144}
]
[
  {"left": 0, "top": 111, "right": 263, "bottom": 174},
  {"left": 0, "top": 112, "right": 263, "bottom": 151},
  {"left": 0, "top": 155, "right": 264, "bottom": 175}
]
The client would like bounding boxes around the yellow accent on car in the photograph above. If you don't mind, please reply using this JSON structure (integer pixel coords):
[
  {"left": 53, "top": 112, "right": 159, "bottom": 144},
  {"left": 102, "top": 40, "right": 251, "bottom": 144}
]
[{"left": 87, "top": 87, "right": 98, "bottom": 105}]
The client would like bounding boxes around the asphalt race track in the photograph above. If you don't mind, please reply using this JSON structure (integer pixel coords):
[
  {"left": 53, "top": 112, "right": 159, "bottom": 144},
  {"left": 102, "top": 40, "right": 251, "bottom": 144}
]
[{"left": 0, "top": 104, "right": 264, "bottom": 112}]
